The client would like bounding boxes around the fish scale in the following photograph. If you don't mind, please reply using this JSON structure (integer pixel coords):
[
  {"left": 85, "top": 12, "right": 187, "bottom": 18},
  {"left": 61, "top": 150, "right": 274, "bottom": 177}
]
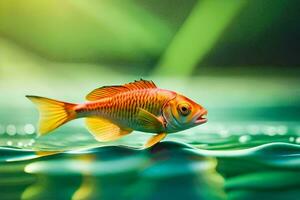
[
  {"left": 76, "top": 88, "right": 169, "bottom": 125},
  {"left": 93, "top": 89, "right": 160, "bottom": 128}
]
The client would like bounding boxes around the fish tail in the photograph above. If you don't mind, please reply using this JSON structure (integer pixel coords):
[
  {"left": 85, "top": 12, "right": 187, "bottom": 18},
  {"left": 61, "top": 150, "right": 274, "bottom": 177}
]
[{"left": 26, "top": 95, "right": 77, "bottom": 136}]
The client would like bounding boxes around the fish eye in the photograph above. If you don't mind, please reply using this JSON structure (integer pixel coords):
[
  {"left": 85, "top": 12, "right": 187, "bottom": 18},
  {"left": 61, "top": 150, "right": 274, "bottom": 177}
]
[{"left": 177, "top": 103, "right": 191, "bottom": 116}]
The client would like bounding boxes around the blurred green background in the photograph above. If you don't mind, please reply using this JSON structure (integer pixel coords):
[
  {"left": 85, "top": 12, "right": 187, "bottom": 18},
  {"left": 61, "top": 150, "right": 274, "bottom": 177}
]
[
  {"left": 0, "top": 0, "right": 300, "bottom": 123},
  {"left": 1, "top": 1, "right": 300, "bottom": 200}
]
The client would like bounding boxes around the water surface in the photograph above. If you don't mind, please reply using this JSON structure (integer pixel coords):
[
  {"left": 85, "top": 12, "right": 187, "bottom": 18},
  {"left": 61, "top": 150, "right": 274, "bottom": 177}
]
[{"left": 1, "top": 115, "right": 300, "bottom": 200}]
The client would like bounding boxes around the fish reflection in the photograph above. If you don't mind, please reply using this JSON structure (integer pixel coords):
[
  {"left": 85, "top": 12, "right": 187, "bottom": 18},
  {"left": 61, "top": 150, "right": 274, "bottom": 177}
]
[
  {"left": 131, "top": 142, "right": 226, "bottom": 200},
  {"left": 0, "top": 161, "right": 35, "bottom": 200},
  {"left": 22, "top": 142, "right": 225, "bottom": 200},
  {"left": 1, "top": 141, "right": 299, "bottom": 200}
]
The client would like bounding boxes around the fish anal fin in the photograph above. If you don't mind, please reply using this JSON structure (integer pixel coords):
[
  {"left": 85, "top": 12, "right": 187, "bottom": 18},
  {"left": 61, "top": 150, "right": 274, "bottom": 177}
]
[
  {"left": 137, "top": 108, "right": 164, "bottom": 132},
  {"left": 85, "top": 117, "right": 132, "bottom": 142},
  {"left": 86, "top": 79, "right": 157, "bottom": 101},
  {"left": 144, "top": 133, "right": 167, "bottom": 148}
]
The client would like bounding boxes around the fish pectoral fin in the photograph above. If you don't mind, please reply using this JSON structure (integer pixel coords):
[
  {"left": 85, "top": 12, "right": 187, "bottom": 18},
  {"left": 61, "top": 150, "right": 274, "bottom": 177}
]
[
  {"left": 137, "top": 108, "right": 164, "bottom": 131},
  {"left": 85, "top": 117, "right": 132, "bottom": 142},
  {"left": 144, "top": 133, "right": 167, "bottom": 148}
]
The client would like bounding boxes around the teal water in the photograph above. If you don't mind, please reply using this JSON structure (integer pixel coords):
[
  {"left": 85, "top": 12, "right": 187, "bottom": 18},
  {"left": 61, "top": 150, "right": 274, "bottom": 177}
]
[{"left": 1, "top": 117, "right": 300, "bottom": 200}]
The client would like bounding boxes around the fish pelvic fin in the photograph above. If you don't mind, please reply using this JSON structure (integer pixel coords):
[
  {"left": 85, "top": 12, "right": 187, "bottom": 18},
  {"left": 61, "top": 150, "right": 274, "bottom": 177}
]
[
  {"left": 144, "top": 133, "right": 167, "bottom": 148},
  {"left": 85, "top": 117, "right": 132, "bottom": 142},
  {"left": 26, "top": 95, "right": 77, "bottom": 136}
]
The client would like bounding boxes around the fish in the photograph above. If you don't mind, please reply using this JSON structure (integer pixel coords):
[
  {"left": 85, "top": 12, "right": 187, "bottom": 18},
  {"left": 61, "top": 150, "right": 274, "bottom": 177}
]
[{"left": 26, "top": 79, "right": 207, "bottom": 148}]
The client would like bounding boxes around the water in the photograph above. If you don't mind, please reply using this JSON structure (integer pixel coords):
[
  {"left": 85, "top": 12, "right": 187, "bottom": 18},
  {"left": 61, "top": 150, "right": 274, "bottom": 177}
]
[{"left": 1, "top": 117, "right": 300, "bottom": 200}]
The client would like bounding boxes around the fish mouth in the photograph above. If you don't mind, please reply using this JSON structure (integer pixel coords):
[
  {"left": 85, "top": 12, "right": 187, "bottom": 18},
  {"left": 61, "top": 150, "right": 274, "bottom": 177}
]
[{"left": 195, "top": 110, "right": 208, "bottom": 124}]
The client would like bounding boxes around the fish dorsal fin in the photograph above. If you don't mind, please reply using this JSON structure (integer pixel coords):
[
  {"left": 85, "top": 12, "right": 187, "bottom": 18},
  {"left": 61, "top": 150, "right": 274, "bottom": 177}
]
[
  {"left": 86, "top": 86, "right": 127, "bottom": 101},
  {"left": 85, "top": 117, "right": 132, "bottom": 142},
  {"left": 86, "top": 79, "right": 157, "bottom": 101},
  {"left": 124, "top": 79, "right": 157, "bottom": 90}
]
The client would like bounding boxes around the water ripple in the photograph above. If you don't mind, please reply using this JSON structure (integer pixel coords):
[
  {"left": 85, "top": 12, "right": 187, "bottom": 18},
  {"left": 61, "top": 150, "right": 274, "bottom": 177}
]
[{"left": 1, "top": 142, "right": 300, "bottom": 164}]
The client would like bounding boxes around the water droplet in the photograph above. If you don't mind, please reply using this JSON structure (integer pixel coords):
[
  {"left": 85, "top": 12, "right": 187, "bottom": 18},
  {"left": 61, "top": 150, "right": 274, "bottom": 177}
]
[
  {"left": 296, "top": 137, "right": 300, "bottom": 144},
  {"left": 24, "top": 124, "right": 35, "bottom": 135},
  {"left": 6, "top": 124, "right": 17, "bottom": 136},
  {"left": 6, "top": 141, "right": 13, "bottom": 146},
  {"left": 289, "top": 137, "right": 295, "bottom": 142},
  {"left": 29, "top": 139, "right": 36, "bottom": 145},
  {"left": 277, "top": 126, "right": 288, "bottom": 135},
  {"left": 17, "top": 142, "right": 23, "bottom": 147},
  {"left": 239, "top": 135, "right": 251, "bottom": 143},
  {"left": 262, "top": 126, "right": 276, "bottom": 136}
]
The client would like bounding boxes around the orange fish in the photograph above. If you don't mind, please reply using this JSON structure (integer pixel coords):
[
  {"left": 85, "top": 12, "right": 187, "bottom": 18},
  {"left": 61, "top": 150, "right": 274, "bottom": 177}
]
[{"left": 26, "top": 80, "right": 207, "bottom": 148}]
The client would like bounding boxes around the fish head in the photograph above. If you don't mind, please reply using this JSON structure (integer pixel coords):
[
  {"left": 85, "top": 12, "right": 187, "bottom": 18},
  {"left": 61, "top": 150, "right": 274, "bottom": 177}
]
[{"left": 162, "top": 94, "right": 207, "bottom": 132}]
